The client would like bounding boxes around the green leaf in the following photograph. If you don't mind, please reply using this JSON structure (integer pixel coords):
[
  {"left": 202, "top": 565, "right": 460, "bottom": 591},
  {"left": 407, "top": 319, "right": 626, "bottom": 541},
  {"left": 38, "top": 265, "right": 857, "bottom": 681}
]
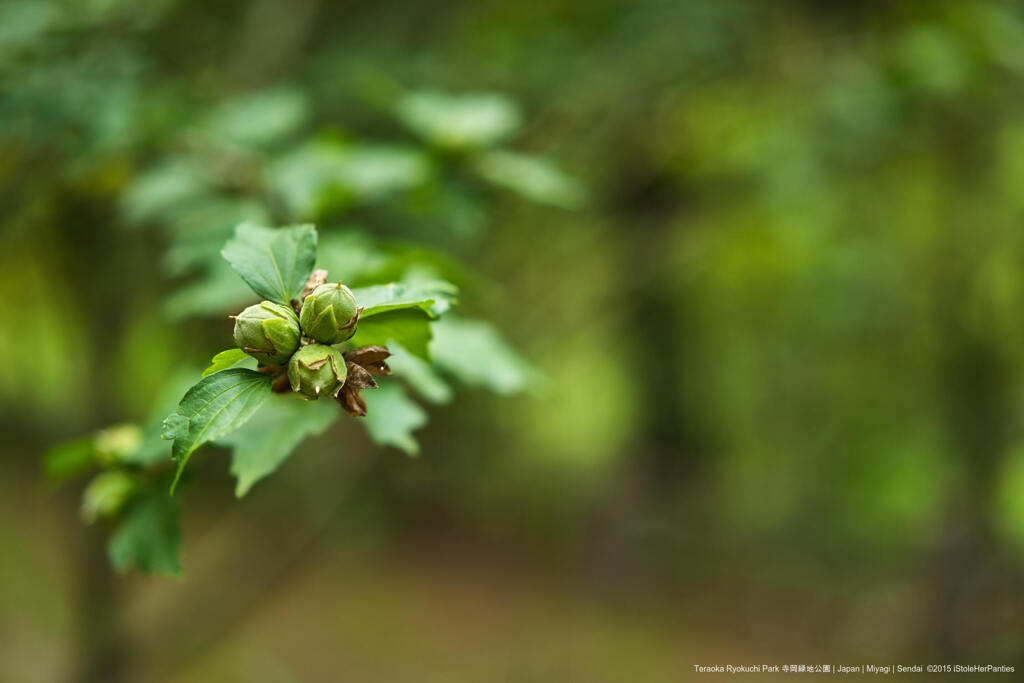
[
  {"left": 200, "top": 88, "right": 307, "bottom": 148},
  {"left": 430, "top": 317, "right": 540, "bottom": 395},
  {"left": 474, "top": 150, "right": 586, "bottom": 209},
  {"left": 122, "top": 369, "right": 204, "bottom": 467},
  {"left": 162, "top": 198, "right": 271, "bottom": 277},
  {"left": 334, "top": 145, "right": 433, "bottom": 199},
  {"left": 108, "top": 492, "right": 181, "bottom": 575},
  {"left": 81, "top": 471, "right": 137, "bottom": 524},
  {"left": 316, "top": 230, "right": 389, "bottom": 283},
  {"left": 396, "top": 90, "right": 521, "bottom": 149},
  {"left": 202, "top": 348, "right": 252, "bottom": 377},
  {"left": 353, "top": 280, "right": 457, "bottom": 319},
  {"left": 362, "top": 382, "right": 427, "bottom": 456},
  {"left": 121, "top": 161, "right": 207, "bottom": 226},
  {"left": 223, "top": 395, "right": 338, "bottom": 497},
  {"left": 164, "top": 259, "right": 257, "bottom": 320},
  {"left": 163, "top": 369, "right": 272, "bottom": 493},
  {"left": 161, "top": 414, "right": 189, "bottom": 440},
  {"left": 387, "top": 342, "right": 452, "bottom": 405},
  {"left": 46, "top": 426, "right": 144, "bottom": 484},
  {"left": 43, "top": 437, "right": 96, "bottom": 483},
  {"left": 221, "top": 222, "right": 317, "bottom": 305},
  {"left": 349, "top": 309, "right": 433, "bottom": 361},
  {"left": 94, "top": 425, "right": 143, "bottom": 461},
  {"left": 349, "top": 247, "right": 469, "bottom": 295},
  {"left": 269, "top": 141, "right": 433, "bottom": 217}
]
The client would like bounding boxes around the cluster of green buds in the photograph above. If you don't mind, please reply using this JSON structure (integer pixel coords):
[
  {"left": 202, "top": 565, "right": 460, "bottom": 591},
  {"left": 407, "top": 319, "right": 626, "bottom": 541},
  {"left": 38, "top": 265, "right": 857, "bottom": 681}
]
[{"left": 231, "top": 278, "right": 378, "bottom": 404}]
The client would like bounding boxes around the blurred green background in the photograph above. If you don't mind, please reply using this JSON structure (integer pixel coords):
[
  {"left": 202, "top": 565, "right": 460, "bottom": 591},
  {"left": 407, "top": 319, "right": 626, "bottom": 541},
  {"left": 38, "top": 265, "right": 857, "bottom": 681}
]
[{"left": 4, "top": 0, "right": 1024, "bottom": 680}]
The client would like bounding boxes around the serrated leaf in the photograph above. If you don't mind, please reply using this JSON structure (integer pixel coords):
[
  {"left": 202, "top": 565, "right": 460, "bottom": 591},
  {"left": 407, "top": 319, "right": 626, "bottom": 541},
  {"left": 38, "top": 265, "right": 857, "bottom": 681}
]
[
  {"left": 430, "top": 317, "right": 540, "bottom": 395},
  {"left": 161, "top": 414, "right": 189, "bottom": 440},
  {"left": 164, "top": 369, "right": 272, "bottom": 493},
  {"left": 122, "top": 370, "right": 203, "bottom": 467},
  {"left": 349, "top": 309, "right": 433, "bottom": 361},
  {"left": 362, "top": 381, "right": 427, "bottom": 456},
  {"left": 108, "top": 492, "right": 181, "bottom": 575},
  {"left": 221, "top": 222, "right": 317, "bottom": 304},
  {"left": 353, "top": 281, "right": 457, "bottom": 319},
  {"left": 222, "top": 395, "right": 338, "bottom": 497},
  {"left": 202, "top": 348, "right": 253, "bottom": 377}
]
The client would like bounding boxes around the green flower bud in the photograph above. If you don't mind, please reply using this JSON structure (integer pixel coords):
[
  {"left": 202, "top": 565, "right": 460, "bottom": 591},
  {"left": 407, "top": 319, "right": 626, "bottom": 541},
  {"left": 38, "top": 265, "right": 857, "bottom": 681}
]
[
  {"left": 233, "top": 301, "right": 301, "bottom": 365},
  {"left": 288, "top": 344, "right": 347, "bottom": 399},
  {"left": 299, "top": 283, "right": 360, "bottom": 344}
]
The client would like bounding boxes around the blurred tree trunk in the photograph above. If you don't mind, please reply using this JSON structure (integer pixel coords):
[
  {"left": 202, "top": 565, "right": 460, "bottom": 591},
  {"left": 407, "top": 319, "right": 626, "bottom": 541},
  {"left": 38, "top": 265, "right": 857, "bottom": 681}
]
[
  {"left": 71, "top": 523, "right": 128, "bottom": 683},
  {"left": 59, "top": 196, "right": 135, "bottom": 683},
  {"left": 614, "top": 166, "right": 703, "bottom": 495},
  {"left": 929, "top": 210, "right": 1011, "bottom": 654},
  {"left": 583, "top": 157, "right": 707, "bottom": 586},
  {"left": 932, "top": 330, "right": 1008, "bottom": 654}
]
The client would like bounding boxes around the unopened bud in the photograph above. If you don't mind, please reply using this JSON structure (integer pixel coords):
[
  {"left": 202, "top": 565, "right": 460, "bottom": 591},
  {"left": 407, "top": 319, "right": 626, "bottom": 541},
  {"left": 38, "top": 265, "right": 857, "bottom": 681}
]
[
  {"left": 232, "top": 301, "right": 302, "bottom": 365},
  {"left": 299, "top": 283, "right": 360, "bottom": 344},
  {"left": 287, "top": 344, "right": 347, "bottom": 399}
]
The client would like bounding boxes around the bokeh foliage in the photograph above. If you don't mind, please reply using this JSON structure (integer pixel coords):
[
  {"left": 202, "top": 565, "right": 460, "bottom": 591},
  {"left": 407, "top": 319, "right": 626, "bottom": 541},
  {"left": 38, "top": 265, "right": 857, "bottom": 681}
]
[{"left": 4, "top": 0, "right": 1024, "bottom": 679}]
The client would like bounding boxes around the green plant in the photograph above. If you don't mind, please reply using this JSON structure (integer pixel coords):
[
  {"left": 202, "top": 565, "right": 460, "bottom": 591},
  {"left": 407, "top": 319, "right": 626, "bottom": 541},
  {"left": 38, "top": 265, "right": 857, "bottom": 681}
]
[
  {"left": 44, "top": 86, "right": 574, "bottom": 576},
  {"left": 162, "top": 221, "right": 441, "bottom": 493}
]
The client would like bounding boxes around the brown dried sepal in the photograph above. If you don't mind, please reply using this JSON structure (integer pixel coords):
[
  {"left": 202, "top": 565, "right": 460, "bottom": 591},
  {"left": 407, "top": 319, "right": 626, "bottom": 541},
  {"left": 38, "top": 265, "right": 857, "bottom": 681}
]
[
  {"left": 301, "top": 269, "right": 329, "bottom": 300},
  {"left": 258, "top": 365, "right": 291, "bottom": 393},
  {"left": 337, "top": 383, "right": 368, "bottom": 417},
  {"left": 343, "top": 345, "right": 391, "bottom": 375},
  {"left": 270, "top": 373, "right": 292, "bottom": 393},
  {"left": 345, "top": 361, "right": 378, "bottom": 390},
  {"left": 294, "top": 269, "right": 329, "bottom": 313},
  {"left": 335, "top": 345, "right": 391, "bottom": 416}
]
